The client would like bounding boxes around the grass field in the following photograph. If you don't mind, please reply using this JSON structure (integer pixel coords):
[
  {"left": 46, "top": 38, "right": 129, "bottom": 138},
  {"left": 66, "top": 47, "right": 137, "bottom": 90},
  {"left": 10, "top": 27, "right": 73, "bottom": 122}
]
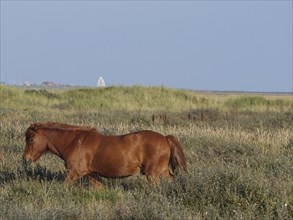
[{"left": 0, "top": 85, "right": 292, "bottom": 219}]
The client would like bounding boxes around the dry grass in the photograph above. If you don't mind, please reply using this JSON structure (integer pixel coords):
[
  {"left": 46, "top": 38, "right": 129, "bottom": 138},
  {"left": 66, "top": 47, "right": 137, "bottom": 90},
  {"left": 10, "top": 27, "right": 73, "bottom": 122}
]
[{"left": 0, "top": 85, "right": 292, "bottom": 219}]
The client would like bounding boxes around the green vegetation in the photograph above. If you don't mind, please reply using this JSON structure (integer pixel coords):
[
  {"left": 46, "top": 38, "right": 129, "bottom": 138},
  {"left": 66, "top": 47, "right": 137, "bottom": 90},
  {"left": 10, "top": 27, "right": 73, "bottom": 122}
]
[
  {"left": 2, "top": 85, "right": 291, "bottom": 112},
  {"left": 0, "top": 85, "right": 292, "bottom": 219}
]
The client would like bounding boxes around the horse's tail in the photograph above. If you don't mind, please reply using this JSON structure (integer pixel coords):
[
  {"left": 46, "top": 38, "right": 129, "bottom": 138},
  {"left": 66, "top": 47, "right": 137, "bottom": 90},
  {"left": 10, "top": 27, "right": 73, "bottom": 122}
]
[{"left": 166, "top": 135, "right": 187, "bottom": 174}]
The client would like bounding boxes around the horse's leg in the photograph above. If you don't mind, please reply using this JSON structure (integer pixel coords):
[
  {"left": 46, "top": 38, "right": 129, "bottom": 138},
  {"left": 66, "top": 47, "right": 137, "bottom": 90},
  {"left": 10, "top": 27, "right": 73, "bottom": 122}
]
[
  {"left": 161, "top": 158, "right": 174, "bottom": 180},
  {"left": 162, "top": 166, "right": 174, "bottom": 180},
  {"left": 145, "top": 156, "right": 171, "bottom": 184},
  {"left": 64, "top": 169, "right": 79, "bottom": 185},
  {"left": 88, "top": 175, "right": 104, "bottom": 190},
  {"left": 144, "top": 164, "right": 160, "bottom": 185}
]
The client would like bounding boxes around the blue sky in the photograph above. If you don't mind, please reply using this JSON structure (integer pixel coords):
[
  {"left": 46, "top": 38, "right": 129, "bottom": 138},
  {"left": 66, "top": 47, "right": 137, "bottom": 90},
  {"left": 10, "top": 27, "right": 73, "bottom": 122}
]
[{"left": 1, "top": 1, "right": 292, "bottom": 92}]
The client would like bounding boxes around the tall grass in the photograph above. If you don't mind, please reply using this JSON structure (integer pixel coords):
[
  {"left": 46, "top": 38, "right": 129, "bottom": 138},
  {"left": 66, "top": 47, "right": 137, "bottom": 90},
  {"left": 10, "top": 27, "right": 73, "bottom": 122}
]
[
  {"left": 2, "top": 85, "right": 292, "bottom": 112},
  {"left": 225, "top": 95, "right": 292, "bottom": 112},
  {"left": 0, "top": 85, "right": 292, "bottom": 219}
]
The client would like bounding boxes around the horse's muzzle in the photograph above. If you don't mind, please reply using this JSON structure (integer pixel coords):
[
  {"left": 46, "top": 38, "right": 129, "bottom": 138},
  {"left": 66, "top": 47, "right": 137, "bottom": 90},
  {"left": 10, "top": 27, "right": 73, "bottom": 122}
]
[
  {"left": 23, "top": 157, "right": 33, "bottom": 167},
  {"left": 22, "top": 157, "right": 36, "bottom": 179}
]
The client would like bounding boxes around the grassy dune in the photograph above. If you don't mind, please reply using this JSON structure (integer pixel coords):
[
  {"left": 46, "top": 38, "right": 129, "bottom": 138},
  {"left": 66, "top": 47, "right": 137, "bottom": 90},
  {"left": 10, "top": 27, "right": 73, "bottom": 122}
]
[{"left": 0, "top": 85, "right": 292, "bottom": 219}]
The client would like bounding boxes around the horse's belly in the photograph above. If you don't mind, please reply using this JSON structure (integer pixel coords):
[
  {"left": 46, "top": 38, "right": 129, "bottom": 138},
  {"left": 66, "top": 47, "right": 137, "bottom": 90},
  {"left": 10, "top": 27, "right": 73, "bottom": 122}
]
[{"left": 91, "top": 160, "right": 141, "bottom": 178}]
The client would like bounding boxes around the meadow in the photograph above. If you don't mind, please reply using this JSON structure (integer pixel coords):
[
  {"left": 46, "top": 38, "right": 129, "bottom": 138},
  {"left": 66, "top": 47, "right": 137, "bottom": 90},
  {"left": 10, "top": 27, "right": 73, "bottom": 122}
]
[{"left": 0, "top": 85, "right": 292, "bottom": 219}]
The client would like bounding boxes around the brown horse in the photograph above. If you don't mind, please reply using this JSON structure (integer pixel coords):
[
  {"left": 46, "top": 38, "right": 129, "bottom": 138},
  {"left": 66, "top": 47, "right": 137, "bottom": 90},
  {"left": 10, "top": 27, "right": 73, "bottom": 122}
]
[{"left": 23, "top": 122, "right": 187, "bottom": 189}]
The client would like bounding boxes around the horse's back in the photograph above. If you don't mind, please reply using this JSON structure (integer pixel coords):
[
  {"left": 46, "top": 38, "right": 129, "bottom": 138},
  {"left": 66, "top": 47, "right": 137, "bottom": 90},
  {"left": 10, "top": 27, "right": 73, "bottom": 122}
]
[{"left": 135, "top": 130, "right": 168, "bottom": 147}]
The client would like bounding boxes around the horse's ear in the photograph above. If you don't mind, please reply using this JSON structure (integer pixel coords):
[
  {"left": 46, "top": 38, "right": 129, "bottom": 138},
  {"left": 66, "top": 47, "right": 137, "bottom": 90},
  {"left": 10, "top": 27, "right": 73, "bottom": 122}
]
[
  {"left": 25, "top": 124, "right": 37, "bottom": 140},
  {"left": 29, "top": 123, "right": 38, "bottom": 132}
]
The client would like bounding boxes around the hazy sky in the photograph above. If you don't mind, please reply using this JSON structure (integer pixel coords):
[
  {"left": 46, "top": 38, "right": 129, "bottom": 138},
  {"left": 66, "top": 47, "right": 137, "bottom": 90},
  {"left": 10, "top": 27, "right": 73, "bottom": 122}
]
[{"left": 1, "top": 1, "right": 292, "bottom": 92}]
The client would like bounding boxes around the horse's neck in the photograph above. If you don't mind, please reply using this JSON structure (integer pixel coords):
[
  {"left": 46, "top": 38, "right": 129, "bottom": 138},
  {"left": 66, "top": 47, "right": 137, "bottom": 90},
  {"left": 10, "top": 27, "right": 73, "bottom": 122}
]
[{"left": 41, "top": 128, "right": 83, "bottom": 157}]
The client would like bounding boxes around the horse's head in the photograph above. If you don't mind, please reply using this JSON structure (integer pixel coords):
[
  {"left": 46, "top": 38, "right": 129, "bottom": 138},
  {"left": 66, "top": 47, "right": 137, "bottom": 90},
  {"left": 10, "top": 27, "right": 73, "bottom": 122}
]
[{"left": 23, "top": 124, "right": 49, "bottom": 164}]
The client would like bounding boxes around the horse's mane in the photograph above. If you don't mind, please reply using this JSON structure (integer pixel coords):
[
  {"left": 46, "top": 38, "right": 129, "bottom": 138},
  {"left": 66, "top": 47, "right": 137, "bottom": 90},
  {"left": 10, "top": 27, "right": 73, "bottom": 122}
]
[{"left": 27, "top": 122, "right": 97, "bottom": 132}]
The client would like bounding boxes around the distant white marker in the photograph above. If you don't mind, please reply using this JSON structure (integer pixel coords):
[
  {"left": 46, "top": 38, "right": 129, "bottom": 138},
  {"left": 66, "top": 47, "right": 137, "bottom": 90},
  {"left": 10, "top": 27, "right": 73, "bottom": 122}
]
[{"left": 97, "top": 76, "right": 105, "bottom": 87}]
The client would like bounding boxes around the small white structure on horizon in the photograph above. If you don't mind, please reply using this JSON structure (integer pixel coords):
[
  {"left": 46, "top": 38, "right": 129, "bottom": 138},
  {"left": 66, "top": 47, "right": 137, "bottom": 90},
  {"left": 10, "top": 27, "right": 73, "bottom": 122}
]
[
  {"left": 23, "top": 81, "right": 31, "bottom": 86},
  {"left": 97, "top": 76, "right": 106, "bottom": 87}
]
